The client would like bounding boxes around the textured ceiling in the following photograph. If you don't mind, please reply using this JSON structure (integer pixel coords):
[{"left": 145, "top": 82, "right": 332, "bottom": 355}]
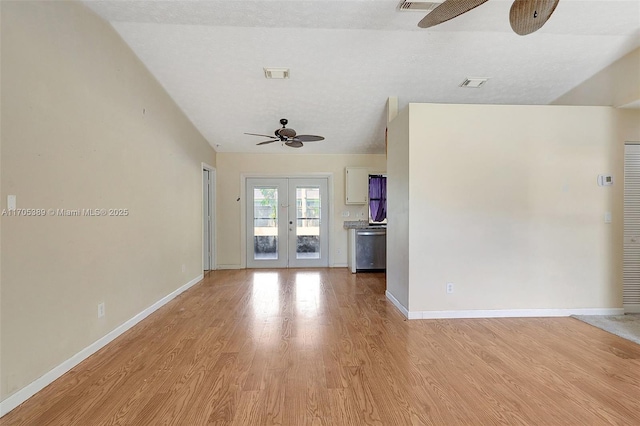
[{"left": 84, "top": 0, "right": 640, "bottom": 154}]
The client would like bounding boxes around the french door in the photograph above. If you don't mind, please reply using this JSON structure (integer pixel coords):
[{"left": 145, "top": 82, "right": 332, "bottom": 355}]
[{"left": 246, "top": 177, "right": 329, "bottom": 268}]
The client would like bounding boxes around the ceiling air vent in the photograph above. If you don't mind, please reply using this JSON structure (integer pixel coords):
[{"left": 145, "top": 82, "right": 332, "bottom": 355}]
[
  {"left": 397, "top": 1, "right": 443, "bottom": 12},
  {"left": 264, "top": 68, "right": 290, "bottom": 79},
  {"left": 460, "top": 78, "right": 489, "bottom": 88}
]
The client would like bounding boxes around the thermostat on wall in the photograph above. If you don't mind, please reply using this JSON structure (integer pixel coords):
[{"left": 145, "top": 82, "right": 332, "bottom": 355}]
[{"left": 597, "top": 174, "right": 614, "bottom": 186}]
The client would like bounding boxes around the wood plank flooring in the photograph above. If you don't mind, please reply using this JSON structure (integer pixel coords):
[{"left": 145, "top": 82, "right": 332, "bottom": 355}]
[{"left": 2, "top": 268, "right": 640, "bottom": 425}]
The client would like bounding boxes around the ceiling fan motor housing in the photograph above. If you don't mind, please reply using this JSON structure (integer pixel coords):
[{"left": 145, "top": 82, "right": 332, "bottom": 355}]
[{"left": 276, "top": 118, "right": 296, "bottom": 139}]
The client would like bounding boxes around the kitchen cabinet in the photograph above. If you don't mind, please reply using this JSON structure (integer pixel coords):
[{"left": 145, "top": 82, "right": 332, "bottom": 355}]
[{"left": 345, "top": 167, "right": 368, "bottom": 204}]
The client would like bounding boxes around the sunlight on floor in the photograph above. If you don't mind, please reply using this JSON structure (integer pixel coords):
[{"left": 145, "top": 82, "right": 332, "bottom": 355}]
[
  {"left": 294, "top": 271, "right": 321, "bottom": 318},
  {"left": 251, "top": 272, "right": 279, "bottom": 319}
]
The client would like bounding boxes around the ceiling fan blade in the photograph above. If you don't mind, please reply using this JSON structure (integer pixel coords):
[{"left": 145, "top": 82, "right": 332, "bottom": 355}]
[
  {"left": 245, "top": 132, "right": 275, "bottom": 138},
  {"left": 257, "top": 139, "right": 279, "bottom": 145},
  {"left": 285, "top": 140, "right": 303, "bottom": 148},
  {"left": 509, "top": 0, "right": 559, "bottom": 35},
  {"left": 278, "top": 128, "right": 296, "bottom": 138},
  {"left": 418, "top": 0, "right": 489, "bottom": 29},
  {"left": 294, "top": 135, "right": 324, "bottom": 142}
]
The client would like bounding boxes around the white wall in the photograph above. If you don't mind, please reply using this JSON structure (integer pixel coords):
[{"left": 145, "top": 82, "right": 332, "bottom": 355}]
[
  {"left": 215, "top": 153, "right": 386, "bottom": 268},
  {"left": 1, "top": 1, "right": 215, "bottom": 401},
  {"left": 386, "top": 108, "right": 410, "bottom": 309},
  {"left": 404, "top": 103, "right": 640, "bottom": 314},
  {"left": 552, "top": 47, "right": 640, "bottom": 108}
]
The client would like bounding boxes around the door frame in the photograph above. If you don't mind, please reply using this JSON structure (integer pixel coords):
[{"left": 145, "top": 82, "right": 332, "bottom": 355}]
[
  {"left": 240, "top": 173, "right": 334, "bottom": 269},
  {"left": 203, "top": 163, "right": 216, "bottom": 271}
]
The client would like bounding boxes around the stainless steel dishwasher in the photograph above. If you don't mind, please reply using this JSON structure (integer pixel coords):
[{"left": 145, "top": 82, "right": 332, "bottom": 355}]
[{"left": 356, "top": 228, "right": 386, "bottom": 271}]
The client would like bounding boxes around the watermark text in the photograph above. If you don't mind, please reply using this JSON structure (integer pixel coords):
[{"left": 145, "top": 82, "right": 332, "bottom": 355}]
[{"left": 1, "top": 208, "right": 129, "bottom": 217}]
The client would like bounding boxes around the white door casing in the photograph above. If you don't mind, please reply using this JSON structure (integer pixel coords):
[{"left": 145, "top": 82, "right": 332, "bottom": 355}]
[{"left": 203, "top": 164, "right": 216, "bottom": 271}]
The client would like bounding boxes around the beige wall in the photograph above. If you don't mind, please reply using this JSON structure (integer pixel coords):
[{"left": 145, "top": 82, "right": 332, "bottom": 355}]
[
  {"left": 386, "top": 108, "right": 410, "bottom": 309},
  {"left": 404, "top": 103, "right": 640, "bottom": 313},
  {"left": 0, "top": 1, "right": 3, "bottom": 404},
  {"left": 552, "top": 47, "right": 640, "bottom": 108},
  {"left": 216, "top": 153, "right": 386, "bottom": 268},
  {"left": 1, "top": 1, "right": 215, "bottom": 400}
]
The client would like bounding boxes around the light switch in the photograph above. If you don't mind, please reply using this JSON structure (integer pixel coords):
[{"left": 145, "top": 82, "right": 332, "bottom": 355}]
[
  {"left": 604, "top": 212, "right": 612, "bottom": 224},
  {"left": 341, "top": 211, "right": 350, "bottom": 217},
  {"left": 7, "top": 195, "right": 16, "bottom": 210}
]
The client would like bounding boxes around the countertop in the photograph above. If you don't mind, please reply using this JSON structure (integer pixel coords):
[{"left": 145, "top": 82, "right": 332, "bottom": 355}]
[{"left": 343, "top": 220, "right": 387, "bottom": 230}]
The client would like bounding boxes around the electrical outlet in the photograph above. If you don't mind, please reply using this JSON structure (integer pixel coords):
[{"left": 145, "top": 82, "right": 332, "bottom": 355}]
[
  {"left": 337, "top": 248, "right": 342, "bottom": 255},
  {"left": 446, "top": 283, "right": 454, "bottom": 294},
  {"left": 98, "top": 302, "right": 105, "bottom": 318}
]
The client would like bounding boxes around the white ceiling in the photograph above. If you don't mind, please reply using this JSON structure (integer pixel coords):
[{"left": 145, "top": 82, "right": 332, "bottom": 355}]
[{"left": 84, "top": 0, "right": 640, "bottom": 154}]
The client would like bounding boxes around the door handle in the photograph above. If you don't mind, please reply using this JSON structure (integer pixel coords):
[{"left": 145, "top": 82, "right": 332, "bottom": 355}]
[{"left": 357, "top": 231, "right": 386, "bottom": 236}]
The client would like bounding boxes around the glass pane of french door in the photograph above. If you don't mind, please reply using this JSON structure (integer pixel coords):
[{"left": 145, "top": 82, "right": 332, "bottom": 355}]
[
  {"left": 253, "top": 187, "right": 278, "bottom": 260},
  {"left": 294, "top": 187, "right": 321, "bottom": 260}
]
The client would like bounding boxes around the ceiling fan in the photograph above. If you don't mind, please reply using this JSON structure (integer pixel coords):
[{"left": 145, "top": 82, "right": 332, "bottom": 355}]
[
  {"left": 418, "top": 0, "right": 560, "bottom": 36},
  {"left": 245, "top": 119, "right": 325, "bottom": 148}
]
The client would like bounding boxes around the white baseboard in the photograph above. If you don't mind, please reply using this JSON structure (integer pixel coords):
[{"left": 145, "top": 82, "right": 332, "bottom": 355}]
[
  {"left": 216, "top": 264, "right": 244, "bottom": 270},
  {"left": 0, "top": 274, "right": 204, "bottom": 417},
  {"left": 407, "top": 307, "right": 624, "bottom": 320},
  {"left": 385, "top": 291, "right": 409, "bottom": 318},
  {"left": 383, "top": 292, "right": 624, "bottom": 320},
  {"left": 624, "top": 304, "right": 640, "bottom": 314},
  {"left": 332, "top": 263, "right": 348, "bottom": 268}
]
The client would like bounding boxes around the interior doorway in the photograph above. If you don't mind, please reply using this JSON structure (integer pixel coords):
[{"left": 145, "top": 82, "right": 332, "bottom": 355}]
[
  {"left": 246, "top": 177, "right": 329, "bottom": 268},
  {"left": 203, "top": 165, "right": 216, "bottom": 271}
]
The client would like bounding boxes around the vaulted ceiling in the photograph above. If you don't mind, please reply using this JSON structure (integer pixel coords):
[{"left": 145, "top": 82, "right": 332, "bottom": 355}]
[{"left": 85, "top": 0, "right": 640, "bottom": 154}]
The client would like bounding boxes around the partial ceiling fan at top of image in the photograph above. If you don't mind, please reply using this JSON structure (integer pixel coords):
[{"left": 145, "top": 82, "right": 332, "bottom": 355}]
[
  {"left": 417, "top": 0, "right": 560, "bottom": 35},
  {"left": 245, "top": 119, "right": 325, "bottom": 148}
]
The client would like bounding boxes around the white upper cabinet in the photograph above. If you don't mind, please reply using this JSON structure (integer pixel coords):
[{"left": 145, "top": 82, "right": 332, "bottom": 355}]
[{"left": 345, "top": 167, "right": 368, "bottom": 204}]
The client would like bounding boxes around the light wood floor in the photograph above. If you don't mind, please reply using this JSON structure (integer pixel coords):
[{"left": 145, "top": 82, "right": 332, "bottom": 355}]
[{"left": 2, "top": 269, "right": 640, "bottom": 425}]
